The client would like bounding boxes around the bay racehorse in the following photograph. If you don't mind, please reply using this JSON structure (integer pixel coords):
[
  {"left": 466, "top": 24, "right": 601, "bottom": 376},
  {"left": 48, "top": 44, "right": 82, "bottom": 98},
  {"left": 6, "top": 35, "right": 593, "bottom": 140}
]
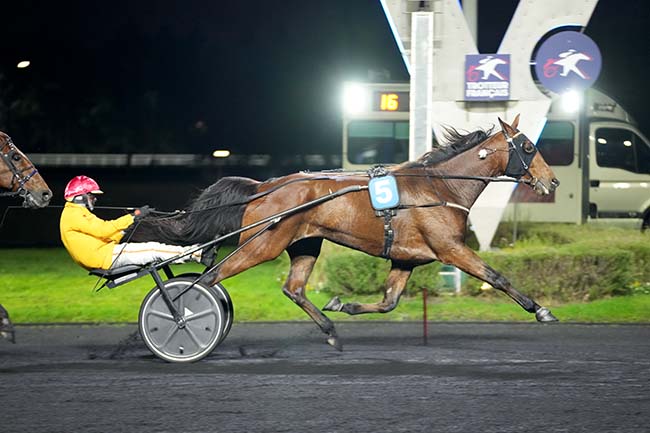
[
  {"left": 128, "top": 116, "right": 560, "bottom": 349},
  {"left": 0, "top": 131, "right": 52, "bottom": 342}
]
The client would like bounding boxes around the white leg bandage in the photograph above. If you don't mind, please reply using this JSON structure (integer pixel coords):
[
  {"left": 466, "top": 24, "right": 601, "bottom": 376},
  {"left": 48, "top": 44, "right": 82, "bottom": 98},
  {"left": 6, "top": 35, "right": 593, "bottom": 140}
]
[{"left": 110, "top": 242, "right": 201, "bottom": 269}]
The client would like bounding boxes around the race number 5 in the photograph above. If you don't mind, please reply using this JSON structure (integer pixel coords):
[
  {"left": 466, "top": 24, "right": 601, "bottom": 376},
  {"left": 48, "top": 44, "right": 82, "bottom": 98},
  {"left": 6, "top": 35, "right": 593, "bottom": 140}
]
[{"left": 369, "top": 175, "right": 400, "bottom": 210}]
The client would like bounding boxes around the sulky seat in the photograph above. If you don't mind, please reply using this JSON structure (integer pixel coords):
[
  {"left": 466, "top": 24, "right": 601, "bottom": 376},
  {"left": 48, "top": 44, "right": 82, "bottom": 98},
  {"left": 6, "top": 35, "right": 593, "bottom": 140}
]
[{"left": 89, "top": 265, "right": 149, "bottom": 289}]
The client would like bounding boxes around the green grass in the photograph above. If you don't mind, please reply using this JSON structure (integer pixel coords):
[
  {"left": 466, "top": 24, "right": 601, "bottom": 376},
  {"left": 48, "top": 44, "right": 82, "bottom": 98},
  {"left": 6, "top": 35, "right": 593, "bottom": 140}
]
[{"left": 1, "top": 247, "right": 649, "bottom": 324}]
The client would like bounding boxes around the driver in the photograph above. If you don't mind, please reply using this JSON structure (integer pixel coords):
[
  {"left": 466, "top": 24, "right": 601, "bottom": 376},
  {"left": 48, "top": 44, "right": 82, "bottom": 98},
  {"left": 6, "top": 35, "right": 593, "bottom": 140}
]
[{"left": 60, "top": 175, "right": 206, "bottom": 270}]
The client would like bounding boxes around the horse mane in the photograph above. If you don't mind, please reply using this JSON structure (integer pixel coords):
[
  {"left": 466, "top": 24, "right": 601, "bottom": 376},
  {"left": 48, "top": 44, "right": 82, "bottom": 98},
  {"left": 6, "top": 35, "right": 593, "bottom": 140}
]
[
  {"left": 400, "top": 125, "right": 495, "bottom": 168},
  {"left": 123, "top": 176, "right": 260, "bottom": 245}
]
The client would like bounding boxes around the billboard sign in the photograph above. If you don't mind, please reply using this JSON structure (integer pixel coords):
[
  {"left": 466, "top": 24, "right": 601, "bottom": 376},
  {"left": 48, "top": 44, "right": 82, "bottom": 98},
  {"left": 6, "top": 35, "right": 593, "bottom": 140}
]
[
  {"left": 464, "top": 54, "right": 510, "bottom": 101},
  {"left": 534, "top": 31, "right": 602, "bottom": 94}
]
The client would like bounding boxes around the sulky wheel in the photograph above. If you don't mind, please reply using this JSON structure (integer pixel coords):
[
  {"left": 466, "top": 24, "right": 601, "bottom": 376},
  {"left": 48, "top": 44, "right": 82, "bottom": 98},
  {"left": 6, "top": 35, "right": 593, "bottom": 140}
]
[
  {"left": 210, "top": 282, "right": 234, "bottom": 343},
  {"left": 176, "top": 274, "right": 234, "bottom": 344},
  {"left": 139, "top": 277, "right": 225, "bottom": 363}
]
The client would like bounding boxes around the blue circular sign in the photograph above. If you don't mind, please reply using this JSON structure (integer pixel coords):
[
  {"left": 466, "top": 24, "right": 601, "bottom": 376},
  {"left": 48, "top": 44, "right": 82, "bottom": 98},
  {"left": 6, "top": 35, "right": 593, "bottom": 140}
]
[{"left": 534, "top": 31, "right": 602, "bottom": 94}]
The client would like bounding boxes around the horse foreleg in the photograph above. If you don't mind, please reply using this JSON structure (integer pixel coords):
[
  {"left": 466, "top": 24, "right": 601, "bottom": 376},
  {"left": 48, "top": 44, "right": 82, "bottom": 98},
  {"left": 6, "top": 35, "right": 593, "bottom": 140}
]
[
  {"left": 323, "top": 263, "right": 413, "bottom": 315},
  {"left": 440, "top": 246, "right": 558, "bottom": 322},
  {"left": 282, "top": 239, "right": 343, "bottom": 350}
]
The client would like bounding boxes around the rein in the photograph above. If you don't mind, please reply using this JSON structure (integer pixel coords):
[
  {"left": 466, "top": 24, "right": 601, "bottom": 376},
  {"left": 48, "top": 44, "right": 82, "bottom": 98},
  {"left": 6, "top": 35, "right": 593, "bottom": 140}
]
[
  {"left": 392, "top": 172, "right": 527, "bottom": 183},
  {"left": 174, "top": 171, "right": 526, "bottom": 217}
]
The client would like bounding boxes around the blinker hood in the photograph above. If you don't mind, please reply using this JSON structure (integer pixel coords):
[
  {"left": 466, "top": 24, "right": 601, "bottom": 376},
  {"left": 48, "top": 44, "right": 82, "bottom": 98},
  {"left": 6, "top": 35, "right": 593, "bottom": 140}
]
[{"left": 504, "top": 132, "right": 537, "bottom": 179}]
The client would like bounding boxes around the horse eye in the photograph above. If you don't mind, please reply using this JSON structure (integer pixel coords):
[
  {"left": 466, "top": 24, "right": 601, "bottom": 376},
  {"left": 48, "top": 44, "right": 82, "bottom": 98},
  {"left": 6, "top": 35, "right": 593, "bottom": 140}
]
[
  {"left": 522, "top": 142, "right": 535, "bottom": 154},
  {"left": 12, "top": 154, "right": 21, "bottom": 162}
]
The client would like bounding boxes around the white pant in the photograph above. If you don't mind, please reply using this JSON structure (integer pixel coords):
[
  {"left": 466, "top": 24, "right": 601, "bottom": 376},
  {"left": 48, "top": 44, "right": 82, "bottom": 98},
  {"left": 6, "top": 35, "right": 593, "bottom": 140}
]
[{"left": 110, "top": 242, "right": 201, "bottom": 269}]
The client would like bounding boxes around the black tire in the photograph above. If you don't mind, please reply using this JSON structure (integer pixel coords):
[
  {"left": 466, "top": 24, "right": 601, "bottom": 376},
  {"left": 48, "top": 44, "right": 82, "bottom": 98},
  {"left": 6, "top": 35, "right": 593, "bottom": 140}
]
[
  {"left": 139, "top": 277, "right": 225, "bottom": 363},
  {"left": 210, "top": 282, "right": 234, "bottom": 343}
]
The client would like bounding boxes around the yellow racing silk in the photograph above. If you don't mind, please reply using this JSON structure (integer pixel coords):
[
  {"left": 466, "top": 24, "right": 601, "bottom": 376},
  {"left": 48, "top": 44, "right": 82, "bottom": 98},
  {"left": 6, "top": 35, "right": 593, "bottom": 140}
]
[{"left": 59, "top": 202, "right": 134, "bottom": 270}]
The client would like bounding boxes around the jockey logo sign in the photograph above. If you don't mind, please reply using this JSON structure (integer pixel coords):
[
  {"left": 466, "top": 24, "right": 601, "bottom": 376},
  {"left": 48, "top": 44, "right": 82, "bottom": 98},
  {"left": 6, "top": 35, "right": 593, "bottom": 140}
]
[
  {"left": 464, "top": 54, "right": 510, "bottom": 101},
  {"left": 534, "top": 31, "right": 602, "bottom": 94}
]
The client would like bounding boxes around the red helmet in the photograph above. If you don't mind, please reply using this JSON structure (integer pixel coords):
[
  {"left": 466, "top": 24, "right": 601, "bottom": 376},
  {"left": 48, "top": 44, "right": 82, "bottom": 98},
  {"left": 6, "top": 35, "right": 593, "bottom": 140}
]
[{"left": 64, "top": 175, "right": 103, "bottom": 201}]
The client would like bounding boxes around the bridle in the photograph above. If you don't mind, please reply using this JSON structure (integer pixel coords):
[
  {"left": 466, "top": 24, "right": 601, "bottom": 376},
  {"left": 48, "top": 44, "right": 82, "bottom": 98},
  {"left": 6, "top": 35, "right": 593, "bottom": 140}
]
[
  {"left": 0, "top": 136, "right": 40, "bottom": 199},
  {"left": 502, "top": 130, "right": 538, "bottom": 183}
]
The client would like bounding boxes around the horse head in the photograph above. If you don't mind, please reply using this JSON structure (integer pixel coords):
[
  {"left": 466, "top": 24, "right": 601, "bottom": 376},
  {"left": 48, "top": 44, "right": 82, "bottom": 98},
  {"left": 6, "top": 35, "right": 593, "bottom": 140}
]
[
  {"left": 0, "top": 132, "right": 52, "bottom": 208},
  {"left": 496, "top": 115, "right": 560, "bottom": 195}
]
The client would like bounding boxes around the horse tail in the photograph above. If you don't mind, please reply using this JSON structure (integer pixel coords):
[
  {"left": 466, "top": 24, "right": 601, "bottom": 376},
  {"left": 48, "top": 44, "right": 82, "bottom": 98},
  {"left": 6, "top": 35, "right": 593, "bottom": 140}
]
[{"left": 124, "top": 176, "right": 260, "bottom": 245}]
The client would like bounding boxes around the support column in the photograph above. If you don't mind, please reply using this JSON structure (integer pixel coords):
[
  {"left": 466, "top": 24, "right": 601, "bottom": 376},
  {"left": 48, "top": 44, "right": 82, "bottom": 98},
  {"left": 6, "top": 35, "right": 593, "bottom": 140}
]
[{"left": 409, "top": 12, "right": 434, "bottom": 161}]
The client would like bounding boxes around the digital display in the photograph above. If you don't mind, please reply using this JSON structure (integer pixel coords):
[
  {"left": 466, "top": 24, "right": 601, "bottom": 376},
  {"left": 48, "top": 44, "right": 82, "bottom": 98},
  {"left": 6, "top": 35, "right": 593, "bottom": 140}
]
[{"left": 372, "top": 91, "right": 409, "bottom": 112}]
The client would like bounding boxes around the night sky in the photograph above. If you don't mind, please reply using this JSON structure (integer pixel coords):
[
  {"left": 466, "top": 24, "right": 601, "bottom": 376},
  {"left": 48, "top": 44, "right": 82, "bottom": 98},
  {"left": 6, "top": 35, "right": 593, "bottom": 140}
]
[{"left": 1, "top": 0, "right": 647, "bottom": 156}]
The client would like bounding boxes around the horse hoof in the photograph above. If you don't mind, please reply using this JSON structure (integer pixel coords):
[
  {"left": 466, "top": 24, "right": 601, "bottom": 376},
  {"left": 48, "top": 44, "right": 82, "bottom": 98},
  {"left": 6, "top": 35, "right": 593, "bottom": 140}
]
[
  {"left": 327, "top": 336, "right": 343, "bottom": 351},
  {"left": 0, "top": 330, "right": 15, "bottom": 344},
  {"left": 0, "top": 317, "right": 15, "bottom": 343},
  {"left": 535, "top": 307, "right": 559, "bottom": 323},
  {"left": 323, "top": 296, "right": 343, "bottom": 312}
]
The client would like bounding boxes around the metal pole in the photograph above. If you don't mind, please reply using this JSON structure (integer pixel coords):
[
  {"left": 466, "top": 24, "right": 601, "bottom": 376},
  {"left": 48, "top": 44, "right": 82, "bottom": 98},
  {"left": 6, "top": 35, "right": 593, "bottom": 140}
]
[
  {"left": 422, "top": 287, "right": 428, "bottom": 345},
  {"left": 512, "top": 201, "right": 519, "bottom": 244}
]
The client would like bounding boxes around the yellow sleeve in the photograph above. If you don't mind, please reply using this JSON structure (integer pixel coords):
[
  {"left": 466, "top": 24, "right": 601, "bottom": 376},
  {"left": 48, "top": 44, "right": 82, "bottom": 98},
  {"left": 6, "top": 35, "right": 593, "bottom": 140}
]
[{"left": 70, "top": 210, "right": 134, "bottom": 239}]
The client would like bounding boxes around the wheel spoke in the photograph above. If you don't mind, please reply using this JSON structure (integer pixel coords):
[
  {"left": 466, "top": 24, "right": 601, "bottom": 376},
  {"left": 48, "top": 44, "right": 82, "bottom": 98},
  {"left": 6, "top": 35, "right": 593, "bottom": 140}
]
[
  {"left": 176, "top": 289, "right": 184, "bottom": 312},
  {"left": 184, "top": 308, "right": 216, "bottom": 322},
  {"left": 148, "top": 309, "right": 174, "bottom": 321},
  {"left": 158, "top": 323, "right": 180, "bottom": 349},
  {"left": 184, "top": 324, "right": 207, "bottom": 349}
]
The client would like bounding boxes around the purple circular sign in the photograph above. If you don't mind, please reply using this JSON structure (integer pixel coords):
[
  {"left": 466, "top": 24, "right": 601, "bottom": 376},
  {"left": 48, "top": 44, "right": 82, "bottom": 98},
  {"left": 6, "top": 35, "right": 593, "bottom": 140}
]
[{"left": 534, "top": 31, "right": 602, "bottom": 94}]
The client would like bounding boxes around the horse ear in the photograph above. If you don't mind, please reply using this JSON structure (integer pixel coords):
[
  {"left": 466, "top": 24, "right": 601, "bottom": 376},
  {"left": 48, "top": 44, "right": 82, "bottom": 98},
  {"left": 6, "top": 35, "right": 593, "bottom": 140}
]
[
  {"left": 511, "top": 114, "right": 520, "bottom": 129},
  {"left": 498, "top": 116, "right": 515, "bottom": 135}
]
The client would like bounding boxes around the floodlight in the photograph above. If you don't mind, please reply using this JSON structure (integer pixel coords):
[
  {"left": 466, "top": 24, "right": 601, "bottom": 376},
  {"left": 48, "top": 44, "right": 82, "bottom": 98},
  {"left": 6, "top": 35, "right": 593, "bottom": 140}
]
[
  {"left": 212, "top": 150, "right": 230, "bottom": 158},
  {"left": 342, "top": 82, "right": 369, "bottom": 115},
  {"left": 559, "top": 90, "right": 581, "bottom": 113}
]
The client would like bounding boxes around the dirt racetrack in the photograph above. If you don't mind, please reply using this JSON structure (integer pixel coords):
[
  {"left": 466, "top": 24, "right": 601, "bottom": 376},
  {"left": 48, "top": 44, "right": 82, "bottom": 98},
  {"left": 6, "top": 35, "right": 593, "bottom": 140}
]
[{"left": 1, "top": 322, "right": 648, "bottom": 433}]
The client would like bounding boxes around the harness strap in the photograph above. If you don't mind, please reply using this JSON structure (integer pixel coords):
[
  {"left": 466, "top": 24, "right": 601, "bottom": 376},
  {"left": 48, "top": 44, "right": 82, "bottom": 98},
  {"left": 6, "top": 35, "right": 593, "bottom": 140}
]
[
  {"left": 367, "top": 166, "right": 397, "bottom": 258},
  {"left": 381, "top": 210, "right": 395, "bottom": 258},
  {"left": 396, "top": 201, "right": 470, "bottom": 213}
]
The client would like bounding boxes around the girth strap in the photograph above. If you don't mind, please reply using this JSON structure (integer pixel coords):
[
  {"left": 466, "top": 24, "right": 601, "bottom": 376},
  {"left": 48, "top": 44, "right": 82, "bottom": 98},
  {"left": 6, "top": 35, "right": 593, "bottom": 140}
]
[
  {"left": 381, "top": 210, "right": 395, "bottom": 258},
  {"left": 367, "top": 166, "right": 396, "bottom": 259}
]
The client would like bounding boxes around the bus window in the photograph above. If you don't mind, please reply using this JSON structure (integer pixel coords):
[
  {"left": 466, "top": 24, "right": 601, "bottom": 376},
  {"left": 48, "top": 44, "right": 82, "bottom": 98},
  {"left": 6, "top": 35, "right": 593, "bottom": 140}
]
[
  {"left": 636, "top": 136, "right": 650, "bottom": 174},
  {"left": 595, "top": 128, "right": 650, "bottom": 173},
  {"left": 596, "top": 128, "right": 635, "bottom": 171},
  {"left": 347, "top": 121, "right": 409, "bottom": 165},
  {"left": 537, "top": 121, "right": 574, "bottom": 166}
]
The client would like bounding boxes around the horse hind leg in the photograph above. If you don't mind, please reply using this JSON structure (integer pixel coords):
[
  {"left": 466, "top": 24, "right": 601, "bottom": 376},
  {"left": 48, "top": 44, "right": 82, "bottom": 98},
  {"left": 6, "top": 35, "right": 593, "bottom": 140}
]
[
  {"left": 205, "top": 228, "right": 289, "bottom": 284},
  {"left": 323, "top": 263, "right": 413, "bottom": 315},
  {"left": 282, "top": 239, "right": 344, "bottom": 350},
  {"left": 0, "top": 304, "right": 15, "bottom": 344}
]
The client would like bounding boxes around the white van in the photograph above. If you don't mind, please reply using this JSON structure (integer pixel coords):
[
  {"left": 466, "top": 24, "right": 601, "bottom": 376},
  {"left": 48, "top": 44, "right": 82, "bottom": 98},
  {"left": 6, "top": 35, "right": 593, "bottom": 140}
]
[{"left": 504, "top": 88, "right": 650, "bottom": 229}]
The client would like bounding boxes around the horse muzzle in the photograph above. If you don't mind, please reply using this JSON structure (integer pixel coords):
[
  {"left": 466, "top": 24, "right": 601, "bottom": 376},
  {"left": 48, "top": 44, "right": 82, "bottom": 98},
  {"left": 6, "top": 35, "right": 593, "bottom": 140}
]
[
  {"left": 530, "top": 177, "right": 559, "bottom": 196},
  {"left": 22, "top": 189, "right": 52, "bottom": 209}
]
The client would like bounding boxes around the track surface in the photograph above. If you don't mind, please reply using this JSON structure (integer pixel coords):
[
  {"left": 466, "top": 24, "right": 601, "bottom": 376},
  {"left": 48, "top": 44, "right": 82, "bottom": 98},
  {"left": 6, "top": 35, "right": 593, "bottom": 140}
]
[{"left": 1, "top": 322, "right": 648, "bottom": 433}]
